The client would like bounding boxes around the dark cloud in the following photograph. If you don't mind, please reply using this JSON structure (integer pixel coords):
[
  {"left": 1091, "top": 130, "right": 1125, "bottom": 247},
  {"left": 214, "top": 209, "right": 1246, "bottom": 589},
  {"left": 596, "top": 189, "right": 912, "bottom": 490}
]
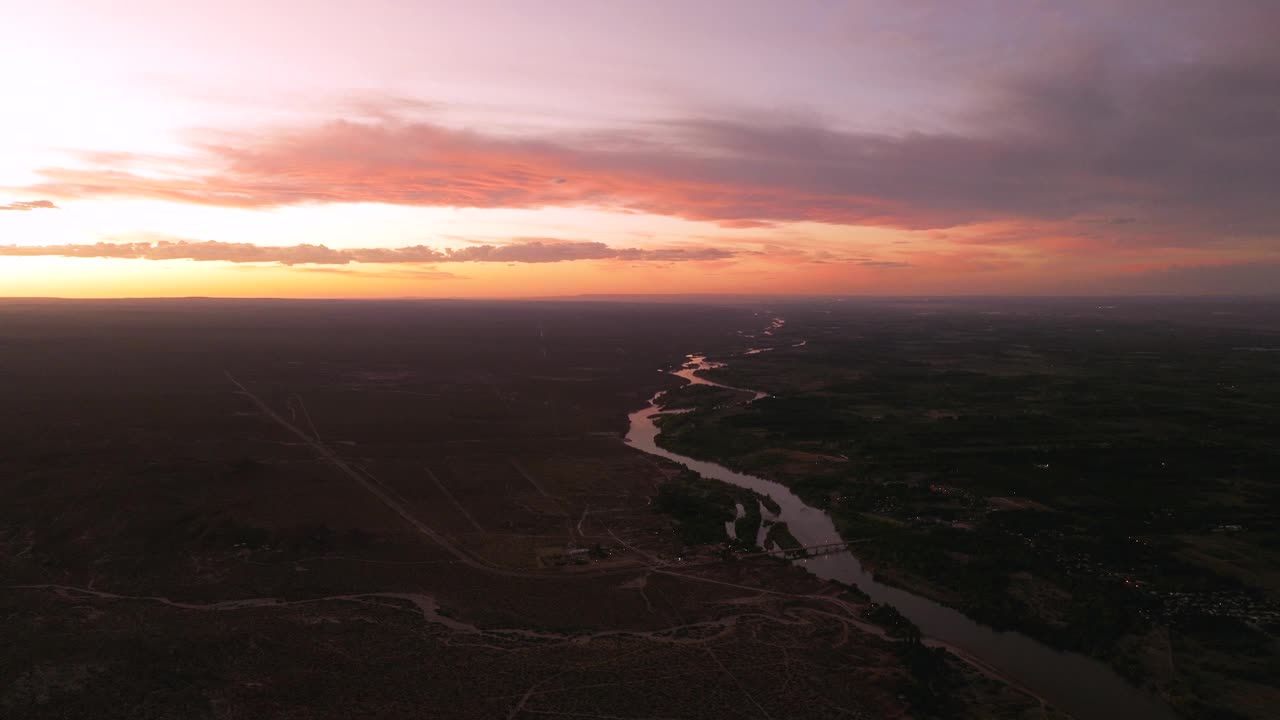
[
  {"left": 1106, "top": 262, "right": 1280, "bottom": 295},
  {"left": 0, "top": 200, "right": 58, "bottom": 212},
  {"left": 0, "top": 239, "right": 740, "bottom": 265}
]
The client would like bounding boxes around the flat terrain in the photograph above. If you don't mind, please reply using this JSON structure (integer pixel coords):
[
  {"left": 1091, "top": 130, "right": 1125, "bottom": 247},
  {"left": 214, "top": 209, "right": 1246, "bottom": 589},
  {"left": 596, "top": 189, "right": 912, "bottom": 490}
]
[
  {"left": 0, "top": 299, "right": 1042, "bottom": 719},
  {"left": 656, "top": 297, "right": 1280, "bottom": 719}
]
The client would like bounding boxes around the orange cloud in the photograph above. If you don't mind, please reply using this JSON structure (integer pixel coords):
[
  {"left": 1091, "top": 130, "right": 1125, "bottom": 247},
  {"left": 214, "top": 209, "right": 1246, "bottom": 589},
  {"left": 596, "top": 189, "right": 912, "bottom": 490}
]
[
  {"left": 0, "top": 199, "right": 58, "bottom": 211},
  {"left": 14, "top": 50, "right": 1278, "bottom": 277},
  {"left": 21, "top": 119, "right": 931, "bottom": 230},
  {"left": 0, "top": 238, "right": 742, "bottom": 265}
]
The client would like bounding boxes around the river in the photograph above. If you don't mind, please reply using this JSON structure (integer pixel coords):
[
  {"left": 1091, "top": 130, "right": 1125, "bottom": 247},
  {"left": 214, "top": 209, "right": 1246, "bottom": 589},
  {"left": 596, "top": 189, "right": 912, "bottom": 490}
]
[{"left": 625, "top": 353, "right": 1176, "bottom": 720}]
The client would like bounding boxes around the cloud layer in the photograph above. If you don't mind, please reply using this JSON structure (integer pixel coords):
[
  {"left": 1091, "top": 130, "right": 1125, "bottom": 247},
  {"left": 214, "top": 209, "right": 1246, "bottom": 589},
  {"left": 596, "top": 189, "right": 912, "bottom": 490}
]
[
  {"left": 0, "top": 239, "right": 739, "bottom": 265},
  {"left": 1, "top": 200, "right": 58, "bottom": 212},
  {"left": 14, "top": 16, "right": 1280, "bottom": 251},
  {"left": 6, "top": 1, "right": 1277, "bottom": 300}
]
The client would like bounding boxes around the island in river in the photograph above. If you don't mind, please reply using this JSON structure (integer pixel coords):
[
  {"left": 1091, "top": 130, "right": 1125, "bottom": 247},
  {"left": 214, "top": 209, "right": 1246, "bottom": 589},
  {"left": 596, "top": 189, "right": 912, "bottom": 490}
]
[
  {"left": 630, "top": 353, "right": 1175, "bottom": 720},
  {"left": 650, "top": 298, "right": 1280, "bottom": 720}
]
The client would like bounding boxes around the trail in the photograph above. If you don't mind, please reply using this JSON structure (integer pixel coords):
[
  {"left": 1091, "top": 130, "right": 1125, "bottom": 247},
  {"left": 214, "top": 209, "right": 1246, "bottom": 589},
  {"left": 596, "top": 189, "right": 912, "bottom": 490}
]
[
  {"left": 221, "top": 346, "right": 1058, "bottom": 713},
  {"left": 9, "top": 582, "right": 859, "bottom": 649},
  {"left": 288, "top": 393, "right": 324, "bottom": 443},
  {"left": 227, "top": 372, "right": 508, "bottom": 574},
  {"left": 509, "top": 459, "right": 552, "bottom": 498},
  {"left": 425, "top": 465, "right": 485, "bottom": 532},
  {"left": 7, "top": 583, "right": 473, "bottom": 630},
  {"left": 11, "top": 567, "right": 1054, "bottom": 710},
  {"left": 225, "top": 371, "right": 613, "bottom": 581}
]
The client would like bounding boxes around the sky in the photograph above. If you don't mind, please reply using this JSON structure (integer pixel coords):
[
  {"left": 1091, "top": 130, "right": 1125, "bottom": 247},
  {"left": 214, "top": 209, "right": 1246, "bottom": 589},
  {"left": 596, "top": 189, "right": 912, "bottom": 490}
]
[{"left": 2, "top": 0, "right": 1277, "bottom": 298}]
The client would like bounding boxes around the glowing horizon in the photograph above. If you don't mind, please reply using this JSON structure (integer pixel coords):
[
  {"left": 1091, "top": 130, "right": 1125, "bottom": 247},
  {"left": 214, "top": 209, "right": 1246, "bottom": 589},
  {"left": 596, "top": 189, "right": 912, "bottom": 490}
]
[{"left": 3, "top": 1, "right": 1278, "bottom": 298}]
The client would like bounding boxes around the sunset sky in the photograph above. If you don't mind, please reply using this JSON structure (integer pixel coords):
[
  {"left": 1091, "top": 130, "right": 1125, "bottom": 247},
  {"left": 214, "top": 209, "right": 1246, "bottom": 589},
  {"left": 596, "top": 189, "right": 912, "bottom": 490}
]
[{"left": 2, "top": 1, "right": 1277, "bottom": 297}]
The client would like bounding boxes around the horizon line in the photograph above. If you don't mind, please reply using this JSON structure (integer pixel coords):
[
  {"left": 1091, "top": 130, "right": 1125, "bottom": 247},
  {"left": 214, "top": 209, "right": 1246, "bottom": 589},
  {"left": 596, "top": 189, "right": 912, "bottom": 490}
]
[{"left": 3, "top": 292, "right": 1279, "bottom": 303}]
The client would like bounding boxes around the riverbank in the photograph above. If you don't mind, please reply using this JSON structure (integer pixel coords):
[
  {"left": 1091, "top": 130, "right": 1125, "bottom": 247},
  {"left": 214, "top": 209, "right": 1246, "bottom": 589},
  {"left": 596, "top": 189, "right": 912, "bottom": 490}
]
[
  {"left": 628, "top": 349, "right": 1178, "bottom": 720},
  {"left": 643, "top": 303, "right": 1280, "bottom": 719}
]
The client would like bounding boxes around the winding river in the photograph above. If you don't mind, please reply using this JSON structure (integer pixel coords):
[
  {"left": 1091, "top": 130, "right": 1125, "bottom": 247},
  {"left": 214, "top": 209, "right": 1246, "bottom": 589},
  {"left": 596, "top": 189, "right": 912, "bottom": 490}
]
[{"left": 625, "top": 352, "right": 1175, "bottom": 720}]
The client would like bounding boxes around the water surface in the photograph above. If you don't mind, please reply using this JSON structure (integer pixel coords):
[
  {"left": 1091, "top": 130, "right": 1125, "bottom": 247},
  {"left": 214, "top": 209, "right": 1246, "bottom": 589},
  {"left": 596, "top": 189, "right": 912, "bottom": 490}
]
[{"left": 626, "top": 354, "right": 1174, "bottom": 720}]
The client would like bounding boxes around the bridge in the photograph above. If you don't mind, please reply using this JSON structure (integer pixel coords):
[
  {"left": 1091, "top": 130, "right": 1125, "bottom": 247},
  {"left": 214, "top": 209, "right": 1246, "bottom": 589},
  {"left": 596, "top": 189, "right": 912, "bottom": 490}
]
[{"left": 716, "top": 539, "right": 873, "bottom": 563}]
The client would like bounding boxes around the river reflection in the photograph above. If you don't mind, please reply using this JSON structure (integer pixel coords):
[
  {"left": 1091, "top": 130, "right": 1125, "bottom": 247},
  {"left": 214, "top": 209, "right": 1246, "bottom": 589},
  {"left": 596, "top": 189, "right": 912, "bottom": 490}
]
[{"left": 626, "top": 353, "right": 1174, "bottom": 720}]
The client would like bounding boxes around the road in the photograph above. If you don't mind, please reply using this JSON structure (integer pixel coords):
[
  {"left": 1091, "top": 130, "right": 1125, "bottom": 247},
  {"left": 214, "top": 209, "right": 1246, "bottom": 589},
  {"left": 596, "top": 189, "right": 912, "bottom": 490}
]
[
  {"left": 226, "top": 371, "right": 553, "bottom": 580},
  {"left": 223, "top": 372, "right": 1058, "bottom": 713}
]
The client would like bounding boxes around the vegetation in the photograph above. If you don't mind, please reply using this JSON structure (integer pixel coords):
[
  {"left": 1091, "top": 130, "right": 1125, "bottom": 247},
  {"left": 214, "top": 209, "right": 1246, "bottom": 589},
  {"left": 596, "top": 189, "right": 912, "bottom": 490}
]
[
  {"left": 655, "top": 299, "right": 1280, "bottom": 719},
  {"left": 656, "top": 383, "right": 751, "bottom": 411},
  {"left": 651, "top": 469, "right": 763, "bottom": 547}
]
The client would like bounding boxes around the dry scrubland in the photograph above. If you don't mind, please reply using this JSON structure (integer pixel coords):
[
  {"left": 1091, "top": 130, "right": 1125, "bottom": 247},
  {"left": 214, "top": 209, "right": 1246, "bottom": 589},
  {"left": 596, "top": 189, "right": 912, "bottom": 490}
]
[{"left": 1, "top": 299, "right": 1041, "bottom": 719}]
